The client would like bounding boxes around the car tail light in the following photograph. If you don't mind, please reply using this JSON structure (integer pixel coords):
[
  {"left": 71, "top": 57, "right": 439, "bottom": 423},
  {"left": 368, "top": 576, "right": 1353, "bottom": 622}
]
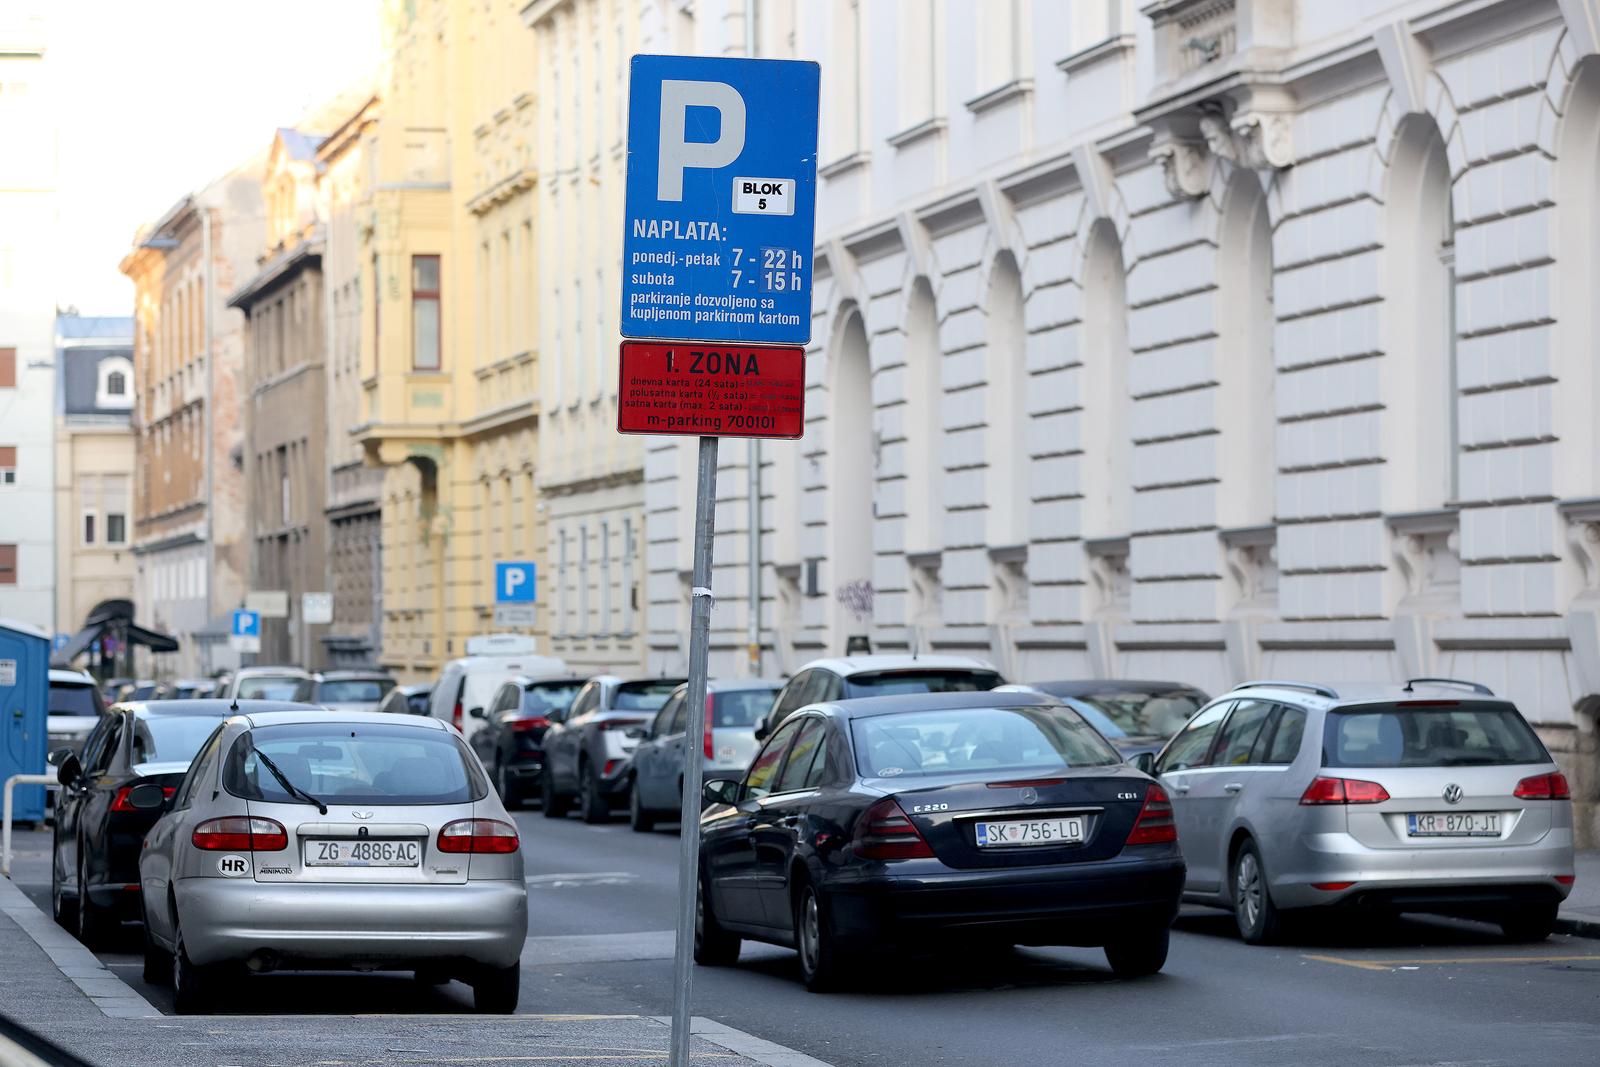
[
  {"left": 1555, "top": 874, "right": 1576, "bottom": 886},
  {"left": 437, "top": 818, "right": 519, "bottom": 854},
  {"left": 852, "top": 797, "right": 934, "bottom": 860},
  {"left": 109, "top": 785, "right": 176, "bottom": 813},
  {"left": 600, "top": 718, "right": 648, "bottom": 731},
  {"left": 704, "top": 695, "right": 715, "bottom": 761},
  {"left": 192, "top": 816, "right": 287, "bottom": 851},
  {"left": 452, "top": 699, "right": 464, "bottom": 730},
  {"left": 1312, "top": 881, "right": 1355, "bottom": 891},
  {"left": 603, "top": 759, "right": 622, "bottom": 776},
  {"left": 509, "top": 716, "right": 549, "bottom": 732},
  {"left": 1125, "top": 784, "right": 1178, "bottom": 845},
  {"left": 1299, "top": 776, "right": 1390, "bottom": 805},
  {"left": 1514, "top": 772, "right": 1570, "bottom": 800}
]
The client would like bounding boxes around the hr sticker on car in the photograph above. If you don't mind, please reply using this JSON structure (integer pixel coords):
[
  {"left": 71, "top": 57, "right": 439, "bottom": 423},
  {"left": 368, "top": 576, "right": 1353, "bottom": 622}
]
[{"left": 217, "top": 854, "right": 250, "bottom": 877}]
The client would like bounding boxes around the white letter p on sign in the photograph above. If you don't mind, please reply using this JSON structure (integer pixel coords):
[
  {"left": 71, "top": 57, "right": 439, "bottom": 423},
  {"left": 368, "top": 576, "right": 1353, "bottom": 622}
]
[{"left": 657, "top": 79, "right": 746, "bottom": 202}]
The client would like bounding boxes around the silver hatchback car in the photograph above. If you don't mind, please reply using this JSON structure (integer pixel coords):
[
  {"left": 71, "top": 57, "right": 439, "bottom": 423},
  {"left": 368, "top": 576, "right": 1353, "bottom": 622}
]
[
  {"left": 135, "top": 709, "right": 527, "bottom": 1013},
  {"left": 1148, "top": 679, "right": 1575, "bottom": 943}
]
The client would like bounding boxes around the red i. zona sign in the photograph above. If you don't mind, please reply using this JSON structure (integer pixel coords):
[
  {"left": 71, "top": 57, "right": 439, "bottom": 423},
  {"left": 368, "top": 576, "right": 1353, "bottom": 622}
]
[{"left": 616, "top": 341, "right": 805, "bottom": 439}]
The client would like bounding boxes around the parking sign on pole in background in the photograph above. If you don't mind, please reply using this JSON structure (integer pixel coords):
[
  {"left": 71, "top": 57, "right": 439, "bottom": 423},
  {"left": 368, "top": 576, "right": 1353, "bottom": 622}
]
[
  {"left": 621, "top": 52, "right": 819, "bottom": 1067},
  {"left": 229, "top": 610, "right": 261, "bottom": 654}
]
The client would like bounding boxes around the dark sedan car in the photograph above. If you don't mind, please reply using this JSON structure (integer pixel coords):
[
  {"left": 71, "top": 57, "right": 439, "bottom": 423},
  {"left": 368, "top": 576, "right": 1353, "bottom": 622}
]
[
  {"left": 49, "top": 699, "right": 313, "bottom": 947},
  {"left": 695, "top": 691, "right": 1185, "bottom": 991},
  {"left": 475, "top": 675, "right": 587, "bottom": 807},
  {"left": 1021, "top": 680, "right": 1209, "bottom": 762}
]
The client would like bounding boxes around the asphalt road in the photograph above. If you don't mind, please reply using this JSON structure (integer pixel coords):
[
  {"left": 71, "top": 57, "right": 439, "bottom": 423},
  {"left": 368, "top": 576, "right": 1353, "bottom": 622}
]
[{"left": 14, "top": 812, "right": 1600, "bottom": 1066}]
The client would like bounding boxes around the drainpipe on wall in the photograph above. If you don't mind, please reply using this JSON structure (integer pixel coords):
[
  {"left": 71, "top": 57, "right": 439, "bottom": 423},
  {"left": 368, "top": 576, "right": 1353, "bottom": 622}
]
[{"left": 202, "top": 206, "right": 216, "bottom": 675}]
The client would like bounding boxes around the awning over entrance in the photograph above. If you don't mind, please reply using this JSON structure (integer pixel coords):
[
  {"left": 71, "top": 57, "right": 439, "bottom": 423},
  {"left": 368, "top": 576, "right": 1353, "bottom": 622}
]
[{"left": 51, "top": 600, "right": 179, "bottom": 667}]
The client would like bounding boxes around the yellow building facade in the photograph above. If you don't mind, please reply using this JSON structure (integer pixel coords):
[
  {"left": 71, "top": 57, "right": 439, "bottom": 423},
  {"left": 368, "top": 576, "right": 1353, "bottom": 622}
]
[{"left": 356, "top": 0, "right": 546, "bottom": 680}]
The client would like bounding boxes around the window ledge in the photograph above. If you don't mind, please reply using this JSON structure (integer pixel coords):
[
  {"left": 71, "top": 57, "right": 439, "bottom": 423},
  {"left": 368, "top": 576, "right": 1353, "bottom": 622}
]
[
  {"left": 965, "top": 77, "right": 1033, "bottom": 115},
  {"left": 1054, "top": 34, "right": 1135, "bottom": 78},
  {"left": 887, "top": 116, "right": 947, "bottom": 150},
  {"left": 819, "top": 150, "right": 871, "bottom": 180}
]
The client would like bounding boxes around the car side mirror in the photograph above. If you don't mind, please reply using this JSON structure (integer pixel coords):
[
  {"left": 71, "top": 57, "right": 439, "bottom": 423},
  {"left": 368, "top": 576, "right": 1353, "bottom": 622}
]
[
  {"left": 47, "top": 746, "right": 72, "bottom": 767},
  {"left": 469, "top": 706, "right": 486, "bottom": 720},
  {"left": 125, "top": 783, "right": 168, "bottom": 811},
  {"left": 623, "top": 726, "right": 647, "bottom": 741},
  {"left": 702, "top": 779, "right": 741, "bottom": 806},
  {"left": 1131, "top": 752, "right": 1156, "bottom": 775},
  {"left": 753, "top": 721, "right": 769, "bottom": 741},
  {"left": 56, "top": 752, "right": 82, "bottom": 787}
]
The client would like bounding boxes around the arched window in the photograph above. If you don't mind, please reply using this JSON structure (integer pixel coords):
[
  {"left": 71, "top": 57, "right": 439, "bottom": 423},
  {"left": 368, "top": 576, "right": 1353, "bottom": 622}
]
[
  {"left": 984, "top": 253, "right": 1027, "bottom": 547},
  {"left": 1216, "top": 173, "right": 1277, "bottom": 529},
  {"left": 107, "top": 371, "right": 126, "bottom": 396},
  {"left": 1383, "top": 116, "right": 1456, "bottom": 512},
  {"left": 1080, "top": 220, "right": 1131, "bottom": 539},
  {"left": 96, "top": 356, "right": 134, "bottom": 410},
  {"left": 903, "top": 278, "right": 941, "bottom": 552},
  {"left": 1555, "top": 58, "right": 1600, "bottom": 497}
]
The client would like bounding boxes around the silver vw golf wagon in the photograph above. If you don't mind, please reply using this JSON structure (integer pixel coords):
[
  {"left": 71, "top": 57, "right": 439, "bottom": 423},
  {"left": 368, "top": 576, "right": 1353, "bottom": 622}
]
[
  {"left": 135, "top": 709, "right": 527, "bottom": 1013},
  {"left": 1148, "top": 679, "right": 1576, "bottom": 943}
]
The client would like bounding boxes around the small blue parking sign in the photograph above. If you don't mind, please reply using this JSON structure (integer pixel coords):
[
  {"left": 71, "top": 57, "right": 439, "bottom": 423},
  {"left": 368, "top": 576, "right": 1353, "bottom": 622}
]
[
  {"left": 621, "top": 54, "right": 820, "bottom": 345},
  {"left": 231, "top": 610, "right": 260, "bottom": 638},
  {"left": 495, "top": 562, "right": 537, "bottom": 604}
]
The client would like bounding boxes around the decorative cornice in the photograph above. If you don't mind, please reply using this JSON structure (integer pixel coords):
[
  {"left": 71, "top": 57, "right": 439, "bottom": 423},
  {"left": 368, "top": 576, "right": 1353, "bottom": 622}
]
[{"left": 466, "top": 166, "right": 539, "bottom": 215}]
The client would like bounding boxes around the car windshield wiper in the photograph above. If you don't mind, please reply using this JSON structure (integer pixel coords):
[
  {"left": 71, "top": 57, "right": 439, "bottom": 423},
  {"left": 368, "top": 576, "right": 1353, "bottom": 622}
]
[{"left": 252, "top": 747, "right": 329, "bottom": 814}]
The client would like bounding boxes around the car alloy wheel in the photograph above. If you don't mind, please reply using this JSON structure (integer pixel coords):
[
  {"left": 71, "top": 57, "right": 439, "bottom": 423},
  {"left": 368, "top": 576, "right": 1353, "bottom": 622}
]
[
  {"left": 793, "top": 882, "right": 847, "bottom": 993},
  {"left": 1231, "top": 841, "right": 1281, "bottom": 945},
  {"left": 579, "top": 762, "right": 608, "bottom": 824},
  {"left": 693, "top": 873, "right": 740, "bottom": 966},
  {"left": 171, "top": 928, "right": 211, "bottom": 1015},
  {"left": 76, "top": 856, "right": 111, "bottom": 949},
  {"left": 629, "top": 781, "right": 655, "bottom": 833}
]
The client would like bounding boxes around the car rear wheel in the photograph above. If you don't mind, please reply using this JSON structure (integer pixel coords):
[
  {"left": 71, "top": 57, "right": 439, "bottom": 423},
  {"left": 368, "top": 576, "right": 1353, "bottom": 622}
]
[
  {"left": 578, "top": 761, "right": 609, "bottom": 824},
  {"left": 76, "top": 857, "right": 112, "bottom": 949},
  {"left": 1231, "top": 840, "right": 1282, "bottom": 945},
  {"left": 794, "top": 881, "right": 851, "bottom": 993},
  {"left": 472, "top": 963, "right": 520, "bottom": 1014},
  {"left": 141, "top": 914, "right": 171, "bottom": 986},
  {"left": 1500, "top": 903, "right": 1559, "bottom": 942},
  {"left": 171, "top": 927, "right": 212, "bottom": 1015},
  {"left": 541, "top": 771, "right": 568, "bottom": 818},
  {"left": 628, "top": 781, "right": 655, "bottom": 832},
  {"left": 694, "top": 874, "right": 740, "bottom": 967},
  {"left": 1103, "top": 927, "right": 1170, "bottom": 978}
]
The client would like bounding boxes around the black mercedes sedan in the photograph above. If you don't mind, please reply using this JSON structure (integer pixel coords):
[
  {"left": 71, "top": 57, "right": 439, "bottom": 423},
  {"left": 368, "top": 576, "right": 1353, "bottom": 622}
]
[
  {"left": 695, "top": 690, "right": 1185, "bottom": 991},
  {"left": 50, "top": 699, "right": 312, "bottom": 946}
]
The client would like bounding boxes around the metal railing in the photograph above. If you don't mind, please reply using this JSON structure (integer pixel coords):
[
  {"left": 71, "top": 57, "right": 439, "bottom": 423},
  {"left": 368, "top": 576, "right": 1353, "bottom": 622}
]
[{"left": 2, "top": 774, "right": 53, "bottom": 878}]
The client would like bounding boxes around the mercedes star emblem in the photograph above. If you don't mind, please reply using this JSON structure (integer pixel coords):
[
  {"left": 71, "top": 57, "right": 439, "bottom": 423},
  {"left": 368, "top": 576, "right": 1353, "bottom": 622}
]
[
  {"left": 1442, "top": 784, "right": 1463, "bottom": 805},
  {"left": 1019, "top": 787, "right": 1039, "bottom": 805}
]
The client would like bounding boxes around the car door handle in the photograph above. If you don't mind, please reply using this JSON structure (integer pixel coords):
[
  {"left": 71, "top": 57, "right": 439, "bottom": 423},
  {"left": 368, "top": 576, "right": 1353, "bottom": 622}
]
[
  {"left": 1223, "top": 783, "right": 1243, "bottom": 794},
  {"left": 1171, "top": 782, "right": 1190, "bottom": 794},
  {"left": 779, "top": 815, "right": 801, "bottom": 827}
]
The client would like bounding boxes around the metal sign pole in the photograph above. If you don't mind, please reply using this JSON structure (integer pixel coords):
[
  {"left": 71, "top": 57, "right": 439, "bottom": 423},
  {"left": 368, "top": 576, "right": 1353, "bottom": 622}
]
[{"left": 670, "top": 434, "right": 719, "bottom": 1067}]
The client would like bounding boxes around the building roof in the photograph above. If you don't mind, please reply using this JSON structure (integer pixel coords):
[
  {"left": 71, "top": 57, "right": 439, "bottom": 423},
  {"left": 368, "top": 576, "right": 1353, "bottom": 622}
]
[
  {"left": 56, "top": 315, "right": 133, "bottom": 342},
  {"left": 276, "top": 127, "right": 326, "bottom": 163}
]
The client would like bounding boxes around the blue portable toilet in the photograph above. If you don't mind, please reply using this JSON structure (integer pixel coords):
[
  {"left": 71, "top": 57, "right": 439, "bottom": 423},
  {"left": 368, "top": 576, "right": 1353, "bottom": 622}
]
[{"left": 0, "top": 618, "right": 50, "bottom": 822}]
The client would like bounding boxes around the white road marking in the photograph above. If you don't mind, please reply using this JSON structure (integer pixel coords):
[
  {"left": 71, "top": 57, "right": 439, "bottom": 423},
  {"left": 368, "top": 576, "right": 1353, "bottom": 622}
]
[{"left": 524, "top": 871, "right": 641, "bottom": 887}]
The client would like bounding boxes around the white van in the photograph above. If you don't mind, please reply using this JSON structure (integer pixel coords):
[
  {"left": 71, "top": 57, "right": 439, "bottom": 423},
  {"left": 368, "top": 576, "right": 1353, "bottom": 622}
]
[{"left": 427, "top": 634, "right": 568, "bottom": 741}]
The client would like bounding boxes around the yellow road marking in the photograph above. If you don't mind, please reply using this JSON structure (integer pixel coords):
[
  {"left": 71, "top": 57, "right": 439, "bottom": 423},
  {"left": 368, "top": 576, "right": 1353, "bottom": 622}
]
[{"left": 1304, "top": 952, "right": 1600, "bottom": 971}]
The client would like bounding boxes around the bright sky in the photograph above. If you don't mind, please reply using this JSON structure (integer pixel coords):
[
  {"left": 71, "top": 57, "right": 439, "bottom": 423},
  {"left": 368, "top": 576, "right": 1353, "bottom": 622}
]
[{"left": 47, "top": 0, "right": 383, "bottom": 315}]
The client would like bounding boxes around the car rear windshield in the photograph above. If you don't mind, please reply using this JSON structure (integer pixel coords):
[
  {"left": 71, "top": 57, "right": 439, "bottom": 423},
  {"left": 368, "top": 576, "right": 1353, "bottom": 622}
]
[
  {"left": 315, "top": 679, "right": 394, "bottom": 704},
  {"left": 237, "top": 676, "right": 310, "bottom": 701},
  {"left": 713, "top": 688, "right": 780, "bottom": 728},
  {"left": 844, "top": 670, "right": 1003, "bottom": 697},
  {"left": 852, "top": 704, "right": 1121, "bottom": 779},
  {"left": 1323, "top": 704, "right": 1549, "bottom": 768},
  {"left": 131, "top": 715, "right": 220, "bottom": 766},
  {"left": 49, "top": 683, "right": 101, "bottom": 717},
  {"left": 614, "top": 680, "right": 680, "bottom": 711},
  {"left": 523, "top": 681, "right": 583, "bottom": 715},
  {"left": 223, "top": 722, "right": 485, "bottom": 805},
  {"left": 1070, "top": 688, "right": 1203, "bottom": 739}
]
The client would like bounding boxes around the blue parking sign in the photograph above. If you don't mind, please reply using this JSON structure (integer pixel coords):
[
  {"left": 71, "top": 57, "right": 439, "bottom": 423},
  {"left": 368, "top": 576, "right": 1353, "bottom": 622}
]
[
  {"left": 231, "top": 610, "right": 260, "bottom": 638},
  {"left": 621, "top": 54, "right": 820, "bottom": 345},
  {"left": 495, "top": 562, "right": 537, "bottom": 604}
]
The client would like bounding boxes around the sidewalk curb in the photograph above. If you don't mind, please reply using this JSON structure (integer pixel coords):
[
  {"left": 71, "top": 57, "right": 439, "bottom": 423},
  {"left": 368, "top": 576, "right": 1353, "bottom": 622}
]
[
  {"left": 0, "top": 876, "right": 162, "bottom": 1019},
  {"left": 1556, "top": 916, "right": 1600, "bottom": 941},
  {"left": 649, "top": 1016, "right": 837, "bottom": 1067}
]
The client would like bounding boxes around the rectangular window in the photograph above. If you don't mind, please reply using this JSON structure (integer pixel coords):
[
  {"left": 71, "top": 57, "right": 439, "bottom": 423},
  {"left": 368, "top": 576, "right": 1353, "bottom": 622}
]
[
  {"left": 107, "top": 512, "right": 126, "bottom": 545},
  {"left": 412, "top": 254, "right": 441, "bottom": 370},
  {"left": 0, "top": 445, "right": 14, "bottom": 484},
  {"left": 0, "top": 543, "right": 15, "bottom": 584},
  {"left": 0, "top": 348, "right": 14, "bottom": 388},
  {"left": 83, "top": 511, "right": 97, "bottom": 545},
  {"left": 372, "top": 253, "right": 381, "bottom": 365},
  {"left": 621, "top": 517, "right": 635, "bottom": 634},
  {"left": 578, "top": 523, "right": 590, "bottom": 635},
  {"left": 599, "top": 519, "right": 611, "bottom": 634}
]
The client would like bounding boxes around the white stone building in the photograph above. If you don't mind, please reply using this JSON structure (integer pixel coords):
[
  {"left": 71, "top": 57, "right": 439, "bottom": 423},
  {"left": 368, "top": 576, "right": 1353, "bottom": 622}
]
[
  {"left": 0, "top": 6, "right": 58, "bottom": 634},
  {"left": 642, "top": 0, "right": 1600, "bottom": 846}
]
